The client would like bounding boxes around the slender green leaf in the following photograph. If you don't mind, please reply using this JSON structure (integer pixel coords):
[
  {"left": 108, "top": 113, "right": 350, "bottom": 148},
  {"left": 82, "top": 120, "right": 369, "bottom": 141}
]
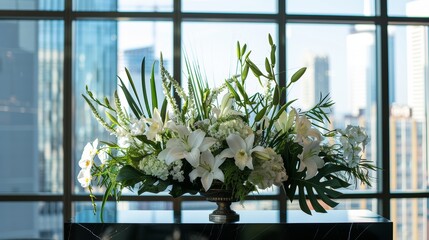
[
  {"left": 255, "top": 106, "right": 267, "bottom": 122},
  {"left": 242, "top": 63, "right": 250, "bottom": 81},
  {"left": 237, "top": 41, "right": 241, "bottom": 59},
  {"left": 140, "top": 58, "right": 152, "bottom": 118},
  {"left": 150, "top": 62, "right": 158, "bottom": 110},
  {"left": 268, "top": 33, "right": 274, "bottom": 46},
  {"left": 125, "top": 67, "right": 143, "bottom": 110}
]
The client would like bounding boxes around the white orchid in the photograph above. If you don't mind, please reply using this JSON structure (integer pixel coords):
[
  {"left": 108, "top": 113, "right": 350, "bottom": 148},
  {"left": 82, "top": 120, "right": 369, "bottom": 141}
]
[
  {"left": 97, "top": 146, "right": 111, "bottom": 164},
  {"left": 78, "top": 139, "right": 98, "bottom": 169},
  {"left": 294, "top": 114, "right": 322, "bottom": 145},
  {"left": 298, "top": 140, "right": 324, "bottom": 179},
  {"left": 222, "top": 134, "right": 264, "bottom": 170},
  {"left": 189, "top": 150, "right": 225, "bottom": 191},
  {"left": 158, "top": 128, "right": 217, "bottom": 167},
  {"left": 77, "top": 169, "right": 92, "bottom": 188},
  {"left": 145, "top": 108, "right": 165, "bottom": 141}
]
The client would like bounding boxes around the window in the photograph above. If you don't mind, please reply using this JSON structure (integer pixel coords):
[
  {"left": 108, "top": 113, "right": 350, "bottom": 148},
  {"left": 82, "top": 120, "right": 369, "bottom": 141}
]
[{"left": 1, "top": 1, "right": 428, "bottom": 239}]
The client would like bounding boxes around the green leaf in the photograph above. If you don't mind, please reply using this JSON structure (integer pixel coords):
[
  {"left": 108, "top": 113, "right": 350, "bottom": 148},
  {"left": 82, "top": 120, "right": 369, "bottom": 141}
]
[
  {"left": 291, "top": 67, "right": 307, "bottom": 83},
  {"left": 116, "top": 165, "right": 144, "bottom": 187},
  {"left": 125, "top": 67, "right": 143, "bottom": 111},
  {"left": 306, "top": 186, "right": 327, "bottom": 213},
  {"left": 255, "top": 106, "right": 267, "bottom": 122},
  {"left": 118, "top": 76, "right": 143, "bottom": 118},
  {"left": 150, "top": 61, "right": 158, "bottom": 110},
  {"left": 140, "top": 58, "right": 152, "bottom": 118},
  {"left": 298, "top": 185, "right": 311, "bottom": 215},
  {"left": 105, "top": 111, "right": 119, "bottom": 126}
]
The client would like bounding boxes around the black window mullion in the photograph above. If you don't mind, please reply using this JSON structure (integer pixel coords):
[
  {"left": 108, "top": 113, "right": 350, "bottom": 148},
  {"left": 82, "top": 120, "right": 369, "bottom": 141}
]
[
  {"left": 376, "top": 0, "right": 391, "bottom": 219},
  {"left": 63, "top": 0, "right": 73, "bottom": 223}
]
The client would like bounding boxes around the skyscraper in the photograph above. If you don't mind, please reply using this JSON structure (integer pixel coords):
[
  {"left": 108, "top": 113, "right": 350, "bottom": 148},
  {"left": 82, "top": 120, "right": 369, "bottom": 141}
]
[{"left": 301, "top": 54, "right": 330, "bottom": 111}]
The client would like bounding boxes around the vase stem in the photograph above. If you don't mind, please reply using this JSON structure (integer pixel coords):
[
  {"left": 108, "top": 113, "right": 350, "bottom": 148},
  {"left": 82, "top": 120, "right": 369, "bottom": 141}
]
[{"left": 209, "top": 201, "right": 239, "bottom": 223}]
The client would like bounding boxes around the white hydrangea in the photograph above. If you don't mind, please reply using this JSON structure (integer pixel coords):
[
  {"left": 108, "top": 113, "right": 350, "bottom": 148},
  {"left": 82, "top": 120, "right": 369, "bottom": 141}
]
[
  {"left": 249, "top": 148, "right": 288, "bottom": 189},
  {"left": 138, "top": 155, "right": 169, "bottom": 181},
  {"left": 170, "top": 160, "right": 185, "bottom": 182},
  {"left": 208, "top": 118, "right": 253, "bottom": 146}
]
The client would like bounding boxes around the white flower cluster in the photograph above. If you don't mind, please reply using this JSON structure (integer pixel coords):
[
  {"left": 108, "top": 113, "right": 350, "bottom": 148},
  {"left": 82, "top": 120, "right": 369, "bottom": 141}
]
[
  {"left": 250, "top": 148, "right": 288, "bottom": 189},
  {"left": 338, "top": 125, "right": 370, "bottom": 168},
  {"left": 138, "top": 155, "right": 169, "bottom": 181}
]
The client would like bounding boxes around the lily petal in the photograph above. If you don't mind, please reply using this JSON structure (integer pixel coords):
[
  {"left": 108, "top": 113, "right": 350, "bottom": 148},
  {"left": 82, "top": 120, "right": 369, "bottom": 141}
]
[
  {"left": 226, "top": 134, "right": 246, "bottom": 153},
  {"left": 184, "top": 147, "right": 201, "bottom": 167}
]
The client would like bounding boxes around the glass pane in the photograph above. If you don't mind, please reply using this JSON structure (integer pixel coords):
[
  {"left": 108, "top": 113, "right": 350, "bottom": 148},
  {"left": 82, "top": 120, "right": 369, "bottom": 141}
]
[
  {"left": 182, "top": 0, "right": 277, "bottom": 13},
  {"left": 182, "top": 22, "right": 277, "bottom": 92},
  {"left": 388, "top": 0, "right": 429, "bottom": 17},
  {"left": 0, "top": 20, "right": 64, "bottom": 194},
  {"left": 0, "top": 0, "right": 63, "bottom": 10},
  {"left": 391, "top": 198, "right": 427, "bottom": 240},
  {"left": 74, "top": 201, "right": 173, "bottom": 222},
  {"left": 74, "top": 0, "right": 173, "bottom": 12},
  {"left": 0, "top": 202, "right": 62, "bottom": 239},
  {"left": 287, "top": 198, "right": 377, "bottom": 212},
  {"left": 286, "top": 24, "right": 378, "bottom": 192},
  {"left": 73, "top": 20, "right": 173, "bottom": 194},
  {"left": 286, "top": 0, "right": 375, "bottom": 16},
  {"left": 389, "top": 25, "right": 428, "bottom": 191}
]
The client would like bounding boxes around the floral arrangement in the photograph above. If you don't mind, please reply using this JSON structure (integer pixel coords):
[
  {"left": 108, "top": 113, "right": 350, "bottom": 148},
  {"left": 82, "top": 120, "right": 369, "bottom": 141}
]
[{"left": 78, "top": 34, "right": 375, "bottom": 217}]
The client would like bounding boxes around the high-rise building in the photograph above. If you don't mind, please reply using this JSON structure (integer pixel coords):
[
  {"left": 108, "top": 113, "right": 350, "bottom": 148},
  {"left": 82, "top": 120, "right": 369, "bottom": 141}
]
[
  {"left": 406, "top": 0, "right": 428, "bottom": 122},
  {"left": 390, "top": 105, "right": 427, "bottom": 240},
  {"left": 301, "top": 54, "right": 330, "bottom": 111}
]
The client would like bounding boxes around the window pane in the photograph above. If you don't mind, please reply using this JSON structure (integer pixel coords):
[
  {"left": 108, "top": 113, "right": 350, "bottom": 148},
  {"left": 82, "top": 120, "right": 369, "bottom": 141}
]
[
  {"left": 73, "top": 20, "right": 173, "bottom": 194},
  {"left": 287, "top": 198, "right": 377, "bottom": 212},
  {"left": 0, "top": 20, "right": 63, "bottom": 194},
  {"left": 388, "top": 0, "right": 429, "bottom": 17},
  {"left": 391, "top": 198, "right": 427, "bottom": 240},
  {"left": 286, "top": 0, "right": 375, "bottom": 16},
  {"left": 74, "top": 201, "right": 173, "bottom": 222},
  {"left": 389, "top": 25, "right": 428, "bottom": 192},
  {"left": 74, "top": 0, "right": 173, "bottom": 12},
  {"left": 182, "top": 0, "right": 277, "bottom": 13},
  {"left": 0, "top": 202, "right": 62, "bottom": 239},
  {"left": 0, "top": 0, "right": 63, "bottom": 10},
  {"left": 286, "top": 24, "right": 378, "bottom": 192},
  {"left": 182, "top": 22, "right": 277, "bottom": 91}
]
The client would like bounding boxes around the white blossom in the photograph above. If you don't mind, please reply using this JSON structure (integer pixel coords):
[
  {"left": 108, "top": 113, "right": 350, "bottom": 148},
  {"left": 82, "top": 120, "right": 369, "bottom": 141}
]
[
  {"left": 222, "top": 134, "right": 264, "bottom": 170},
  {"left": 298, "top": 140, "right": 324, "bottom": 179},
  {"left": 189, "top": 150, "right": 225, "bottom": 191}
]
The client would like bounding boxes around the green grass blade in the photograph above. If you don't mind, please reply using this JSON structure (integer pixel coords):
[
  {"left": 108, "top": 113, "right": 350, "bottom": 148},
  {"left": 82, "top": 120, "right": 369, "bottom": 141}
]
[{"left": 140, "top": 58, "right": 152, "bottom": 118}]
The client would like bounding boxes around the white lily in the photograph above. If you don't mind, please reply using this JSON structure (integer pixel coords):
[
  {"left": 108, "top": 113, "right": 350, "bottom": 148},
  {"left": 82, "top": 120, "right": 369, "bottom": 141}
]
[
  {"left": 295, "top": 114, "right": 322, "bottom": 145},
  {"left": 189, "top": 150, "right": 225, "bottom": 191},
  {"left": 212, "top": 93, "right": 242, "bottom": 118},
  {"left": 158, "top": 128, "right": 217, "bottom": 167},
  {"left": 222, "top": 134, "right": 264, "bottom": 170},
  {"left": 274, "top": 109, "right": 296, "bottom": 134},
  {"left": 78, "top": 139, "right": 98, "bottom": 169},
  {"left": 298, "top": 140, "right": 324, "bottom": 179},
  {"left": 145, "top": 108, "right": 165, "bottom": 141},
  {"left": 130, "top": 117, "right": 146, "bottom": 136},
  {"left": 77, "top": 169, "right": 92, "bottom": 188}
]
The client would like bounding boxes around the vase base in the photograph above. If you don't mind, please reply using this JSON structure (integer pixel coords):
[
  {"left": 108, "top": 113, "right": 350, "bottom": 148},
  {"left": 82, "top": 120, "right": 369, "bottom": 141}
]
[{"left": 209, "top": 211, "right": 240, "bottom": 223}]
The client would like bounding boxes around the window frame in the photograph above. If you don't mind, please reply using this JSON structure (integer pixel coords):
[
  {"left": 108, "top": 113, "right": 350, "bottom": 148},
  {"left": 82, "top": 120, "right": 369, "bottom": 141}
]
[{"left": 0, "top": 0, "right": 428, "bottom": 225}]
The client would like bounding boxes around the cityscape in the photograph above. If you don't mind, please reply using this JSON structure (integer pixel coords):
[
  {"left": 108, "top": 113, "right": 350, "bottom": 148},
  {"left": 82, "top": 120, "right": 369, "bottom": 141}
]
[{"left": 0, "top": 0, "right": 428, "bottom": 239}]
